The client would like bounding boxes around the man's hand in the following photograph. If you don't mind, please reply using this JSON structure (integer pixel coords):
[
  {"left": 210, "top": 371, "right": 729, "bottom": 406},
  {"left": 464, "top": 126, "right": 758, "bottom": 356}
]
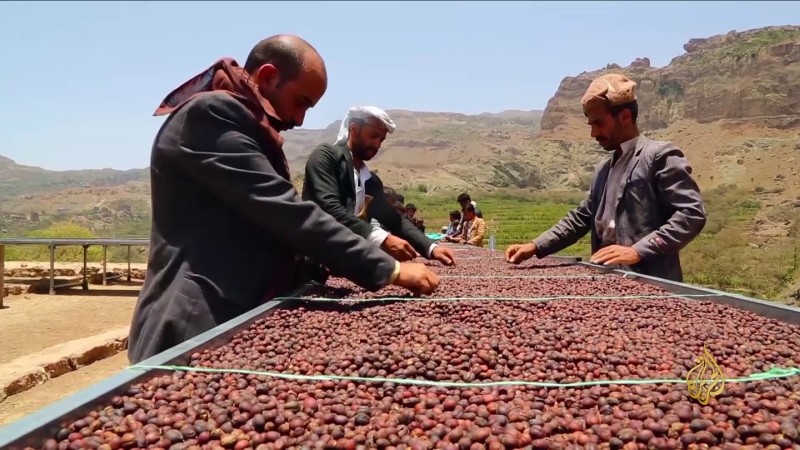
[
  {"left": 505, "top": 242, "right": 537, "bottom": 264},
  {"left": 382, "top": 234, "right": 418, "bottom": 261},
  {"left": 590, "top": 245, "right": 642, "bottom": 266},
  {"left": 431, "top": 246, "right": 456, "bottom": 266},
  {"left": 392, "top": 262, "right": 440, "bottom": 295}
]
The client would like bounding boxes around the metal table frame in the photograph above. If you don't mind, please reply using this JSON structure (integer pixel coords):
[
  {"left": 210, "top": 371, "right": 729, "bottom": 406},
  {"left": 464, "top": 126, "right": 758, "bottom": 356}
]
[
  {"left": 0, "top": 238, "right": 149, "bottom": 308},
  {"left": 0, "top": 282, "right": 318, "bottom": 450},
  {"left": 1, "top": 246, "right": 799, "bottom": 449},
  {"left": 581, "top": 262, "right": 800, "bottom": 326}
]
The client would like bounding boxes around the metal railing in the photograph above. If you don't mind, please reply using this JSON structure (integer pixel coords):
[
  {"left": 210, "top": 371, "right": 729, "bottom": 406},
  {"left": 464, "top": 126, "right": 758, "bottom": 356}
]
[{"left": 0, "top": 238, "right": 150, "bottom": 308}]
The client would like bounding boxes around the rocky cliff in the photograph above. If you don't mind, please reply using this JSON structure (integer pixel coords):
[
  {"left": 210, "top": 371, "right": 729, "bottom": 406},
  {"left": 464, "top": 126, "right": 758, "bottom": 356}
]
[{"left": 541, "top": 26, "right": 800, "bottom": 133}]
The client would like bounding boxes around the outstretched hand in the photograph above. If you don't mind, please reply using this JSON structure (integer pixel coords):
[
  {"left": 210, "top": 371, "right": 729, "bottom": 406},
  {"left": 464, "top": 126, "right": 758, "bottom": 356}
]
[
  {"left": 431, "top": 246, "right": 456, "bottom": 266},
  {"left": 382, "top": 234, "right": 419, "bottom": 261},
  {"left": 393, "top": 262, "right": 440, "bottom": 295},
  {"left": 590, "top": 245, "right": 641, "bottom": 266},
  {"left": 505, "top": 242, "right": 537, "bottom": 264}
]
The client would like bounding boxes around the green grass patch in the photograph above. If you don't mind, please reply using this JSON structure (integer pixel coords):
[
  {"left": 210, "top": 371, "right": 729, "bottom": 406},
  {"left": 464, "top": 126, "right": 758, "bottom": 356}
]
[
  {"left": 3, "top": 221, "right": 149, "bottom": 264},
  {"left": 686, "top": 28, "right": 800, "bottom": 63},
  {"left": 727, "top": 28, "right": 800, "bottom": 57},
  {"left": 405, "top": 190, "right": 592, "bottom": 256},
  {"left": 406, "top": 185, "right": 800, "bottom": 301},
  {"left": 4, "top": 185, "right": 800, "bottom": 301}
]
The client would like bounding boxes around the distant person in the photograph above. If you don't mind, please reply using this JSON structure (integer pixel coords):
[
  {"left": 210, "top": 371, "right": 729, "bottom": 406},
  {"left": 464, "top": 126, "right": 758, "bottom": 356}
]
[
  {"left": 393, "top": 194, "right": 407, "bottom": 216},
  {"left": 405, "top": 203, "right": 417, "bottom": 219},
  {"left": 128, "top": 36, "right": 439, "bottom": 363},
  {"left": 505, "top": 73, "right": 706, "bottom": 282},
  {"left": 444, "top": 210, "right": 461, "bottom": 237},
  {"left": 393, "top": 201, "right": 406, "bottom": 216},
  {"left": 383, "top": 186, "right": 399, "bottom": 204},
  {"left": 302, "top": 106, "right": 455, "bottom": 266},
  {"left": 455, "top": 192, "right": 481, "bottom": 233},
  {"left": 376, "top": 187, "right": 402, "bottom": 222},
  {"left": 405, "top": 203, "right": 425, "bottom": 232},
  {"left": 369, "top": 186, "right": 401, "bottom": 231},
  {"left": 447, "top": 204, "right": 486, "bottom": 247}
]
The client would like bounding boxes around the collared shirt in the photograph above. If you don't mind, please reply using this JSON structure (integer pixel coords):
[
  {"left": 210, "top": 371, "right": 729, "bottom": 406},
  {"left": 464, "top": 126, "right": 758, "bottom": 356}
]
[
  {"left": 353, "top": 164, "right": 372, "bottom": 219},
  {"left": 462, "top": 220, "right": 474, "bottom": 239},
  {"left": 352, "top": 163, "right": 389, "bottom": 246},
  {"left": 595, "top": 136, "right": 639, "bottom": 246},
  {"left": 352, "top": 159, "right": 437, "bottom": 258},
  {"left": 456, "top": 200, "right": 478, "bottom": 233}
]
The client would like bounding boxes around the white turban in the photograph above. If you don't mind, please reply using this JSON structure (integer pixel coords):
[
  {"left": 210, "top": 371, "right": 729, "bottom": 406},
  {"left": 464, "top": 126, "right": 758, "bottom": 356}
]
[{"left": 334, "top": 106, "right": 396, "bottom": 145}]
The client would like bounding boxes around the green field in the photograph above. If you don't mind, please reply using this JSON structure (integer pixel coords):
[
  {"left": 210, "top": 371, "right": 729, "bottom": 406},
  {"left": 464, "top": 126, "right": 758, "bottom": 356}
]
[
  {"left": 404, "top": 185, "right": 800, "bottom": 302},
  {"left": 3, "top": 185, "right": 799, "bottom": 302},
  {"left": 404, "top": 190, "right": 592, "bottom": 256}
]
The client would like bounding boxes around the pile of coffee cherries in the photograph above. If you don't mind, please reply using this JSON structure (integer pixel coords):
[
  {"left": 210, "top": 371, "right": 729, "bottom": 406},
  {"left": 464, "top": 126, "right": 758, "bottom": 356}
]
[{"left": 29, "top": 247, "right": 800, "bottom": 449}]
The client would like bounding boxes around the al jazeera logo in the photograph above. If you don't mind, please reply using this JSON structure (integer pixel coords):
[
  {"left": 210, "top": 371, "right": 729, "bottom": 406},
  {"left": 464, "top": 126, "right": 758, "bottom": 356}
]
[{"left": 686, "top": 345, "right": 725, "bottom": 405}]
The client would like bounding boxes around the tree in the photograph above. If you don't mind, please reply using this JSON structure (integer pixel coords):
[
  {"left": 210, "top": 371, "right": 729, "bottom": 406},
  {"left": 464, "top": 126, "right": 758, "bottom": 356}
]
[{"left": 5, "top": 222, "right": 103, "bottom": 262}]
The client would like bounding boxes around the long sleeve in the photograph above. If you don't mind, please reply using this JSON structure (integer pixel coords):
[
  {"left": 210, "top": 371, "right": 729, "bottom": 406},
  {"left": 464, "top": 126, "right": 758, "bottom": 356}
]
[
  {"left": 176, "top": 93, "right": 397, "bottom": 291},
  {"left": 631, "top": 144, "right": 707, "bottom": 258},
  {"left": 364, "top": 175, "right": 437, "bottom": 258},
  {"left": 468, "top": 219, "right": 487, "bottom": 246},
  {"left": 302, "top": 144, "right": 375, "bottom": 240},
  {"left": 397, "top": 216, "right": 437, "bottom": 257}
]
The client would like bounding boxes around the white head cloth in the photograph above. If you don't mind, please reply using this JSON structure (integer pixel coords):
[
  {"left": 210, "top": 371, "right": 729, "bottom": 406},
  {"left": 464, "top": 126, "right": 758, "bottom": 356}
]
[{"left": 334, "top": 106, "right": 396, "bottom": 145}]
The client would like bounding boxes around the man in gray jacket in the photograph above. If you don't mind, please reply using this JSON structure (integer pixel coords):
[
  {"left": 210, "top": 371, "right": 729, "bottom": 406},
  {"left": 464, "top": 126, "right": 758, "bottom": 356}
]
[{"left": 506, "top": 73, "right": 706, "bottom": 282}]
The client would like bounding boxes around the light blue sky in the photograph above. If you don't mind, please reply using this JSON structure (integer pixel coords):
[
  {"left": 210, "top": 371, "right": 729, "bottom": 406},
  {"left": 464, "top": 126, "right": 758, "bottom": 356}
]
[{"left": 1, "top": 1, "right": 797, "bottom": 171}]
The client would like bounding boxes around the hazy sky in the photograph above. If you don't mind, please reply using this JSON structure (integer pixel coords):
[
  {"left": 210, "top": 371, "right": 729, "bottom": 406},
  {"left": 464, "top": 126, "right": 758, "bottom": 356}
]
[{"left": 1, "top": 1, "right": 797, "bottom": 171}]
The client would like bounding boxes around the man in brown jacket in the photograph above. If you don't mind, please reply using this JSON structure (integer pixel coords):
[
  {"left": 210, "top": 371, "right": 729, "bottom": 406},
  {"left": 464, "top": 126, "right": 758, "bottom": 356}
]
[
  {"left": 505, "top": 73, "right": 706, "bottom": 282},
  {"left": 447, "top": 204, "right": 487, "bottom": 247}
]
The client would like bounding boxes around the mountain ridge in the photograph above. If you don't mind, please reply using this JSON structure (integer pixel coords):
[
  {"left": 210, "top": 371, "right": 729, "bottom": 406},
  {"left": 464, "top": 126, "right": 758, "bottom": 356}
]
[{"left": 2, "top": 25, "right": 800, "bottom": 226}]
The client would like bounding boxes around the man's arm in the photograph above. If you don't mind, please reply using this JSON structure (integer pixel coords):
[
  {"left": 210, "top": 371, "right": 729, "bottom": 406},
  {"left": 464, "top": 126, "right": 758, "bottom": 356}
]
[
  {"left": 176, "top": 93, "right": 396, "bottom": 291},
  {"left": 533, "top": 190, "right": 594, "bottom": 258},
  {"left": 631, "top": 144, "right": 707, "bottom": 259},
  {"left": 366, "top": 176, "right": 437, "bottom": 258},
  {"left": 397, "top": 216, "right": 438, "bottom": 257},
  {"left": 302, "top": 144, "right": 374, "bottom": 239}
]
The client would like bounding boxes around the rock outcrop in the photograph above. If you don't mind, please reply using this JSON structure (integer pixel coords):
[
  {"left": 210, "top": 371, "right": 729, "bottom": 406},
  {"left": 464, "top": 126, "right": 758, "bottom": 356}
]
[{"left": 541, "top": 26, "right": 800, "bottom": 131}]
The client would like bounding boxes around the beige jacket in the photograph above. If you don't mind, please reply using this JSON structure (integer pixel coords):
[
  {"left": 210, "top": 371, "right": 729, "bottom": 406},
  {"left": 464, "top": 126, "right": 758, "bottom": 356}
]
[{"left": 462, "top": 217, "right": 487, "bottom": 247}]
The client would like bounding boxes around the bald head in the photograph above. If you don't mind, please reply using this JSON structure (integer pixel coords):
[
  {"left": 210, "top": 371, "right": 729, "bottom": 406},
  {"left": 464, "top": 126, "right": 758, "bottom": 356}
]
[
  {"left": 244, "top": 34, "right": 326, "bottom": 83},
  {"left": 245, "top": 34, "right": 328, "bottom": 131}
]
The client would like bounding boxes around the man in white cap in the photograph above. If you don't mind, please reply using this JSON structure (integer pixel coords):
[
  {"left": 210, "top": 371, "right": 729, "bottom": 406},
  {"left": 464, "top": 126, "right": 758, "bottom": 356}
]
[{"left": 303, "top": 106, "right": 456, "bottom": 266}]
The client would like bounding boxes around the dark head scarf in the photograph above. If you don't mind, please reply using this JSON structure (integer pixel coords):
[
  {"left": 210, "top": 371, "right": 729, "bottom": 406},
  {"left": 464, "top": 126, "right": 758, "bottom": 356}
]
[
  {"left": 154, "top": 58, "right": 291, "bottom": 181},
  {"left": 154, "top": 58, "right": 301, "bottom": 301}
]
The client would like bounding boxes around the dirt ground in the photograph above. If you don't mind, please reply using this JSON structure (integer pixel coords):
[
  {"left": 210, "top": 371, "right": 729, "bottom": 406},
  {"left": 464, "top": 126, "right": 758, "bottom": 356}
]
[
  {"left": 2, "top": 261, "right": 148, "bottom": 272},
  {"left": 0, "top": 280, "right": 141, "bottom": 365},
  {"left": 0, "top": 352, "right": 131, "bottom": 426},
  {"left": 0, "top": 262, "right": 144, "bottom": 427}
]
